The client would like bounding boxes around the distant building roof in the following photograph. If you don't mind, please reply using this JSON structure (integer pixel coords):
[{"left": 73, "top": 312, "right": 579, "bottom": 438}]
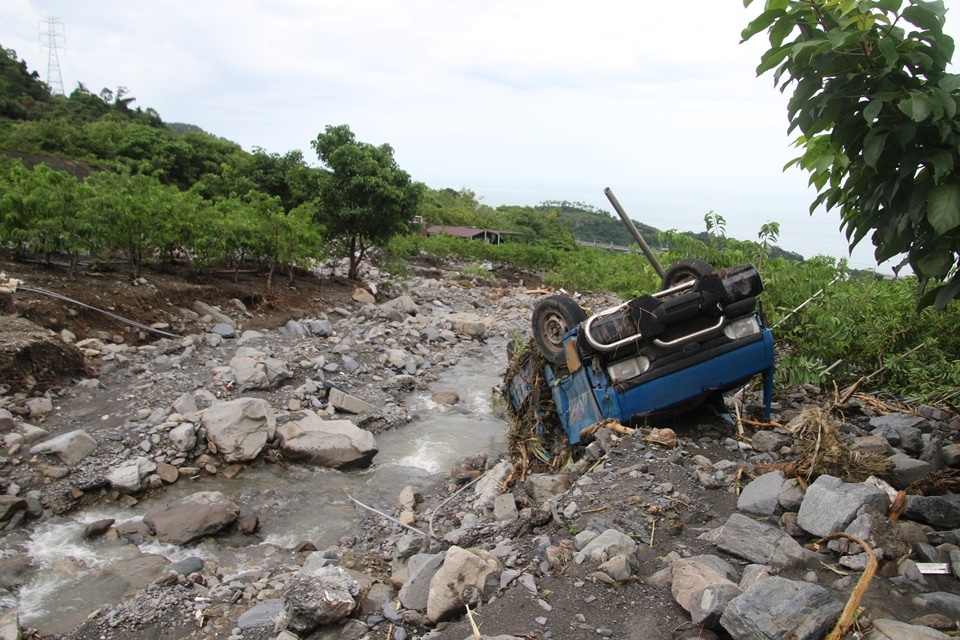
[{"left": 424, "top": 226, "right": 523, "bottom": 243}]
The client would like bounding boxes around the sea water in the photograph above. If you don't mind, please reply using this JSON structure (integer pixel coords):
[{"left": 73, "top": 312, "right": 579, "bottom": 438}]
[{"left": 475, "top": 182, "right": 902, "bottom": 274}]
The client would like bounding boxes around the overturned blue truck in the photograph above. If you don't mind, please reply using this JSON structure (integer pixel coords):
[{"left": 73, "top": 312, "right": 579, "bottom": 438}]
[{"left": 504, "top": 189, "right": 775, "bottom": 446}]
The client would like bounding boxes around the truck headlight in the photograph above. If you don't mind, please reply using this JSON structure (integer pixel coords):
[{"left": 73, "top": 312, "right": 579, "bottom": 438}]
[
  {"left": 607, "top": 355, "right": 651, "bottom": 382},
  {"left": 723, "top": 316, "right": 761, "bottom": 340}
]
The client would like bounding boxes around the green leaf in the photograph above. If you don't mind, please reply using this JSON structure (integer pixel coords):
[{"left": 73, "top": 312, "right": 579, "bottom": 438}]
[
  {"left": 939, "top": 74, "right": 960, "bottom": 92},
  {"left": 757, "top": 45, "right": 793, "bottom": 74},
  {"left": 935, "top": 277, "right": 960, "bottom": 309},
  {"left": 916, "top": 249, "right": 954, "bottom": 279},
  {"left": 902, "top": 5, "right": 943, "bottom": 32},
  {"left": 863, "top": 130, "right": 888, "bottom": 168},
  {"left": 898, "top": 94, "right": 932, "bottom": 122},
  {"left": 764, "top": 0, "right": 788, "bottom": 9},
  {"left": 927, "top": 183, "right": 960, "bottom": 234},
  {"left": 741, "top": 9, "right": 785, "bottom": 41},
  {"left": 863, "top": 99, "right": 883, "bottom": 122},
  {"left": 826, "top": 28, "right": 849, "bottom": 48},
  {"left": 874, "top": 0, "right": 903, "bottom": 11}
]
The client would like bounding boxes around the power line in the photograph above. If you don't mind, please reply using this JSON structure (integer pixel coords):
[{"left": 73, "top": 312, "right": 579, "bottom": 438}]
[{"left": 39, "top": 17, "right": 65, "bottom": 96}]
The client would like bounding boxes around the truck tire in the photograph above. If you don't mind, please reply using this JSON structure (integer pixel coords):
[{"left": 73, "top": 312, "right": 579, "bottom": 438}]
[
  {"left": 661, "top": 259, "right": 714, "bottom": 290},
  {"left": 532, "top": 295, "right": 587, "bottom": 365}
]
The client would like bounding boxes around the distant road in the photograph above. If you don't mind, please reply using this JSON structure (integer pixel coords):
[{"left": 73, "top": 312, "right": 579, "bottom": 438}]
[{"left": 575, "top": 239, "right": 634, "bottom": 253}]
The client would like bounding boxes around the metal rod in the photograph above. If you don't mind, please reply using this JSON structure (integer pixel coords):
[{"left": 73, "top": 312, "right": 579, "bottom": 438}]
[
  {"left": 604, "top": 187, "right": 665, "bottom": 278},
  {"left": 348, "top": 495, "right": 435, "bottom": 539},
  {"left": 17, "top": 285, "right": 182, "bottom": 338}
]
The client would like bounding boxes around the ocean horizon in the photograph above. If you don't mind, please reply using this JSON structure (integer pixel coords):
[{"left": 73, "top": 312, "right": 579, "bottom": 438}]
[{"left": 466, "top": 182, "right": 902, "bottom": 274}]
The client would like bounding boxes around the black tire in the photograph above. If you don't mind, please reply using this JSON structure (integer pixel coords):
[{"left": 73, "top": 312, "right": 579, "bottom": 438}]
[
  {"left": 661, "top": 259, "right": 715, "bottom": 290},
  {"left": 531, "top": 295, "right": 587, "bottom": 364}
]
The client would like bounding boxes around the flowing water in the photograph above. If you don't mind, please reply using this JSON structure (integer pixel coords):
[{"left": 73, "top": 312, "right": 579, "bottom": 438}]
[{"left": 8, "top": 342, "right": 510, "bottom": 634}]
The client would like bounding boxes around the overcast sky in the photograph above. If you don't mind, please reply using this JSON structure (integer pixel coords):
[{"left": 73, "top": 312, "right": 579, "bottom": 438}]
[{"left": 4, "top": 1, "right": 959, "bottom": 271}]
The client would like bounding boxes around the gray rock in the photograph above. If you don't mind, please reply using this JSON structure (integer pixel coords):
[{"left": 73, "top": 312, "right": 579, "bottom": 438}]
[
  {"left": 720, "top": 577, "right": 842, "bottom": 640},
  {"left": 426, "top": 546, "right": 500, "bottom": 622},
  {"left": 281, "top": 320, "right": 309, "bottom": 336},
  {"left": 446, "top": 312, "right": 486, "bottom": 338},
  {"left": 381, "top": 295, "right": 418, "bottom": 315},
  {"left": 229, "top": 356, "right": 291, "bottom": 390},
  {"left": 143, "top": 491, "right": 240, "bottom": 545},
  {"left": 915, "top": 592, "right": 960, "bottom": 618},
  {"left": 829, "top": 505, "right": 909, "bottom": 560},
  {"left": 750, "top": 430, "right": 791, "bottom": 453},
  {"left": 690, "top": 583, "right": 742, "bottom": 629},
  {"left": 201, "top": 398, "right": 276, "bottom": 463},
  {"left": 870, "top": 412, "right": 932, "bottom": 434},
  {"left": 0, "top": 409, "right": 14, "bottom": 431},
  {"left": 716, "top": 513, "right": 806, "bottom": 569},
  {"left": 168, "top": 556, "right": 204, "bottom": 576},
  {"left": 431, "top": 391, "right": 460, "bottom": 405},
  {"left": 796, "top": 475, "right": 889, "bottom": 537},
  {"left": 778, "top": 478, "right": 805, "bottom": 512},
  {"left": 238, "top": 598, "right": 284, "bottom": 630},
  {"left": 106, "top": 460, "right": 145, "bottom": 493},
  {"left": 737, "top": 471, "right": 785, "bottom": 516},
  {"left": 581, "top": 529, "right": 637, "bottom": 563},
  {"left": 865, "top": 619, "right": 950, "bottom": 640},
  {"left": 0, "top": 587, "right": 20, "bottom": 640},
  {"left": 0, "top": 496, "right": 27, "bottom": 523},
  {"left": 523, "top": 473, "right": 572, "bottom": 504},
  {"left": 889, "top": 453, "right": 934, "bottom": 489},
  {"left": 475, "top": 461, "right": 515, "bottom": 509},
  {"left": 493, "top": 494, "right": 518, "bottom": 522},
  {"left": 281, "top": 565, "right": 361, "bottom": 634},
  {"left": 343, "top": 356, "right": 361, "bottom": 374},
  {"left": 671, "top": 555, "right": 739, "bottom": 612},
  {"left": 276, "top": 412, "right": 378, "bottom": 469},
  {"left": 25, "top": 396, "right": 53, "bottom": 417},
  {"left": 942, "top": 444, "right": 960, "bottom": 468},
  {"left": 398, "top": 553, "right": 444, "bottom": 611},
  {"left": 168, "top": 423, "right": 197, "bottom": 453},
  {"left": 29, "top": 429, "right": 97, "bottom": 466},
  {"left": 904, "top": 496, "right": 960, "bottom": 529},
  {"left": 328, "top": 388, "right": 376, "bottom": 414},
  {"left": 850, "top": 435, "right": 893, "bottom": 456},
  {"left": 172, "top": 392, "right": 198, "bottom": 417},
  {"left": 598, "top": 554, "right": 632, "bottom": 582},
  {"left": 210, "top": 323, "right": 235, "bottom": 338},
  {"left": 193, "top": 301, "right": 234, "bottom": 327},
  {"left": 306, "top": 319, "right": 333, "bottom": 336}
]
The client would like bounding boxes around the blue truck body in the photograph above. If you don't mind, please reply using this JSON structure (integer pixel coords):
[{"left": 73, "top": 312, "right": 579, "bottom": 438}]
[{"left": 506, "top": 264, "right": 775, "bottom": 444}]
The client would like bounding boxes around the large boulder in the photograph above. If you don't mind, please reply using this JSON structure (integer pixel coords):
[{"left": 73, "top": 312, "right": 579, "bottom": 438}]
[
  {"left": 0, "top": 587, "right": 18, "bottom": 640},
  {"left": 398, "top": 553, "right": 445, "bottom": 611},
  {"left": 671, "top": 555, "right": 739, "bottom": 612},
  {"left": 276, "top": 412, "right": 377, "bottom": 469},
  {"left": 201, "top": 398, "right": 276, "bottom": 462},
  {"left": 716, "top": 513, "right": 806, "bottom": 569},
  {"left": 721, "top": 577, "right": 842, "bottom": 640},
  {"left": 143, "top": 491, "right": 240, "bottom": 545},
  {"left": 446, "top": 312, "right": 486, "bottom": 338},
  {"left": 229, "top": 356, "right": 291, "bottom": 390},
  {"left": 796, "top": 475, "right": 889, "bottom": 537},
  {"left": 28, "top": 429, "right": 97, "bottom": 466},
  {"left": 280, "top": 565, "right": 362, "bottom": 635},
  {"left": 427, "top": 546, "right": 501, "bottom": 623}
]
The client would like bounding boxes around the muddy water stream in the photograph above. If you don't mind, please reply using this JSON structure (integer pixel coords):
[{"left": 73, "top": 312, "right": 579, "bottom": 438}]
[{"left": 10, "top": 343, "right": 509, "bottom": 634}]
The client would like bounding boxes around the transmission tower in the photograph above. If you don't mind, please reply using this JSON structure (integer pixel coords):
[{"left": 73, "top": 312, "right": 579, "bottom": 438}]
[{"left": 39, "top": 17, "right": 65, "bottom": 96}]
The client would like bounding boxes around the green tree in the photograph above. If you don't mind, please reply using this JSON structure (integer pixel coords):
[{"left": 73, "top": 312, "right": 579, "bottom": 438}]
[
  {"left": 0, "top": 47, "right": 51, "bottom": 120},
  {"left": 743, "top": 0, "right": 960, "bottom": 307},
  {"left": 311, "top": 124, "right": 422, "bottom": 280}
]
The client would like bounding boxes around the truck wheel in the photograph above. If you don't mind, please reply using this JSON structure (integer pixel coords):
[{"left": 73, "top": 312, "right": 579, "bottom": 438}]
[
  {"left": 661, "top": 259, "right": 714, "bottom": 290},
  {"left": 532, "top": 295, "right": 587, "bottom": 365}
]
